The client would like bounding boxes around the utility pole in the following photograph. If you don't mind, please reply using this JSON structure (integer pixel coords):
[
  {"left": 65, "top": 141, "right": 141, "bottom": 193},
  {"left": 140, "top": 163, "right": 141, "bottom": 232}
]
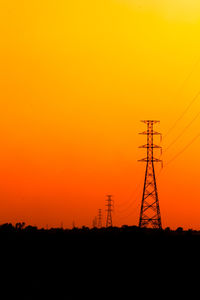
[
  {"left": 97, "top": 209, "right": 102, "bottom": 228},
  {"left": 138, "top": 120, "right": 162, "bottom": 229},
  {"left": 106, "top": 195, "right": 113, "bottom": 227}
]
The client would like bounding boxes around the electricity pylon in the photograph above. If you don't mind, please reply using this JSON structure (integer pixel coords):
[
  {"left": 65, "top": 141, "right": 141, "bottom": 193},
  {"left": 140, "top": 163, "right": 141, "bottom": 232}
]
[
  {"left": 138, "top": 120, "right": 162, "bottom": 229},
  {"left": 106, "top": 195, "right": 113, "bottom": 227},
  {"left": 92, "top": 216, "right": 97, "bottom": 228},
  {"left": 97, "top": 209, "right": 102, "bottom": 228}
]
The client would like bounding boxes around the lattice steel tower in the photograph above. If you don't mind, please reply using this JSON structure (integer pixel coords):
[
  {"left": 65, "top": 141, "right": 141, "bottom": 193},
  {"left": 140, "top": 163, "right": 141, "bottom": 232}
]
[
  {"left": 92, "top": 216, "right": 97, "bottom": 228},
  {"left": 97, "top": 209, "right": 102, "bottom": 228},
  {"left": 106, "top": 195, "right": 113, "bottom": 227},
  {"left": 138, "top": 120, "right": 162, "bottom": 229}
]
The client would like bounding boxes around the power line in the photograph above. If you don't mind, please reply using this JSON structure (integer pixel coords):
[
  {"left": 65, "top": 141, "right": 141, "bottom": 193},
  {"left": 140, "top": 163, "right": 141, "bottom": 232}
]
[
  {"left": 166, "top": 132, "right": 200, "bottom": 167},
  {"left": 156, "top": 131, "right": 200, "bottom": 183},
  {"left": 164, "top": 55, "right": 200, "bottom": 139},
  {"left": 164, "top": 110, "right": 200, "bottom": 152},
  {"left": 115, "top": 176, "right": 161, "bottom": 215},
  {"left": 116, "top": 181, "right": 143, "bottom": 212},
  {"left": 117, "top": 201, "right": 141, "bottom": 222},
  {"left": 164, "top": 90, "right": 200, "bottom": 138},
  {"left": 115, "top": 192, "right": 141, "bottom": 215},
  {"left": 178, "top": 56, "right": 200, "bottom": 92},
  {"left": 116, "top": 175, "right": 144, "bottom": 208}
]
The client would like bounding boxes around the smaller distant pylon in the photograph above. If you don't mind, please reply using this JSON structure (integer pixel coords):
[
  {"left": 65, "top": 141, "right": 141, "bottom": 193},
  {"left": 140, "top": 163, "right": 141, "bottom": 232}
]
[
  {"left": 92, "top": 216, "right": 97, "bottom": 228},
  {"left": 106, "top": 195, "right": 113, "bottom": 227},
  {"left": 97, "top": 209, "right": 102, "bottom": 228}
]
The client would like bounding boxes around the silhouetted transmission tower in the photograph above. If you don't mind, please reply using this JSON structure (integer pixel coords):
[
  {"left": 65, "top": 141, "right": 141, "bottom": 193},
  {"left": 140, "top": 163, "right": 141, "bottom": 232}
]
[
  {"left": 97, "top": 209, "right": 102, "bottom": 228},
  {"left": 92, "top": 216, "right": 97, "bottom": 228},
  {"left": 138, "top": 120, "right": 162, "bottom": 229},
  {"left": 106, "top": 195, "right": 113, "bottom": 227}
]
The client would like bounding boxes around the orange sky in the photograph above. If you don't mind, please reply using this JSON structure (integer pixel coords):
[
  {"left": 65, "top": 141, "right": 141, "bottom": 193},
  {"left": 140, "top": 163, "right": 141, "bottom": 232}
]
[{"left": 1, "top": 0, "right": 200, "bottom": 229}]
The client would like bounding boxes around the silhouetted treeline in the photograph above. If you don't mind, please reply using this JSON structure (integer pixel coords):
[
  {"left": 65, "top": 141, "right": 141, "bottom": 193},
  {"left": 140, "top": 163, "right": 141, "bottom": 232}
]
[
  {"left": 0, "top": 223, "right": 199, "bottom": 299},
  {"left": 0, "top": 221, "right": 198, "bottom": 234}
]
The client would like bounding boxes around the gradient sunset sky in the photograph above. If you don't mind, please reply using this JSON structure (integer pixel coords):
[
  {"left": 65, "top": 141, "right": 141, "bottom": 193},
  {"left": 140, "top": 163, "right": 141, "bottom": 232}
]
[{"left": 1, "top": 0, "right": 200, "bottom": 229}]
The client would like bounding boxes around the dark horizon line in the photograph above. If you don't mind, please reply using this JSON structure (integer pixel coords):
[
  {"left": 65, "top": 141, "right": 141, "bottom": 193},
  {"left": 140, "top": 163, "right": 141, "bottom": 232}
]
[{"left": 0, "top": 222, "right": 198, "bottom": 233}]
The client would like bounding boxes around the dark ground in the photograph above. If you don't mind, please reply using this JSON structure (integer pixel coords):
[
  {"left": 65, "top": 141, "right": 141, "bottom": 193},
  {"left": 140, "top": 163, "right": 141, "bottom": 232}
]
[{"left": 0, "top": 224, "right": 199, "bottom": 299}]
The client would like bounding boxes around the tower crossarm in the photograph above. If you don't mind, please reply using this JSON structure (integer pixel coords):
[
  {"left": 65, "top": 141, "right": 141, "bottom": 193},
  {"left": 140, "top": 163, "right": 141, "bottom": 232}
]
[
  {"left": 141, "top": 120, "right": 160, "bottom": 124},
  {"left": 139, "top": 130, "right": 161, "bottom": 135},
  {"left": 139, "top": 144, "right": 161, "bottom": 149},
  {"left": 138, "top": 158, "right": 162, "bottom": 163}
]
